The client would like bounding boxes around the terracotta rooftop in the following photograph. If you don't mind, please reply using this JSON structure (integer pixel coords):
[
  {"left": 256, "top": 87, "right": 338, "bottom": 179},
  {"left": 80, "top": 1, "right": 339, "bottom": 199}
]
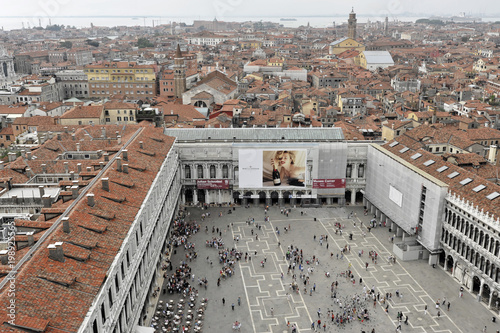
[{"left": 0, "top": 125, "right": 175, "bottom": 332}]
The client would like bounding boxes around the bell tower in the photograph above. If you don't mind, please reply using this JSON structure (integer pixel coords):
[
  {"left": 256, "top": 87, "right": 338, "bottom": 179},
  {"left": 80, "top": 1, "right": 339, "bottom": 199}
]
[
  {"left": 348, "top": 8, "right": 357, "bottom": 40},
  {"left": 173, "top": 44, "right": 186, "bottom": 99}
]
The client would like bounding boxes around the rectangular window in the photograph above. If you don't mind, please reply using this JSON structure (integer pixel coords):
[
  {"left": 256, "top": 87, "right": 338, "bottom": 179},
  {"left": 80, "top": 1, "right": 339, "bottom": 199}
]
[{"left": 117, "top": 117, "right": 122, "bottom": 121}]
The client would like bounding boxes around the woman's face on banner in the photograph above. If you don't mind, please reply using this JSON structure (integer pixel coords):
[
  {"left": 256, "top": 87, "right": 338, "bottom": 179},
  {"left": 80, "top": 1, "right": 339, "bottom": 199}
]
[{"left": 280, "top": 152, "right": 291, "bottom": 169}]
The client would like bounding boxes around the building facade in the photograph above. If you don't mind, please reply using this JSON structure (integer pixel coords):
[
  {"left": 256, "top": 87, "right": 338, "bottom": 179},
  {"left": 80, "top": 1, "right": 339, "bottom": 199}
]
[
  {"left": 56, "top": 69, "right": 89, "bottom": 99},
  {"left": 84, "top": 61, "right": 156, "bottom": 99},
  {"left": 165, "top": 128, "right": 370, "bottom": 207}
]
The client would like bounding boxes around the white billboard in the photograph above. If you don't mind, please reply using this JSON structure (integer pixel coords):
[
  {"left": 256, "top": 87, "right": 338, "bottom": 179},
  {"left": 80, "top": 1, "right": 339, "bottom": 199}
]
[{"left": 239, "top": 149, "right": 307, "bottom": 188}]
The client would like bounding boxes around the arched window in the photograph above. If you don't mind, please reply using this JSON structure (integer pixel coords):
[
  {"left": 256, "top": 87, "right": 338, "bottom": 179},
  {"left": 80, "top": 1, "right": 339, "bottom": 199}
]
[
  {"left": 210, "top": 165, "right": 216, "bottom": 179},
  {"left": 346, "top": 164, "right": 352, "bottom": 178},
  {"left": 185, "top": 165, "right": 191, "bottom": 179},
  {"left": 197, "top": 165, "right": 204, "bottom": 179},
  {"left": 222, "top": 165, "right": 229, "bottom": 178},
  {"left": 358, "top": 164, "right": 364, "bottom": 178}
]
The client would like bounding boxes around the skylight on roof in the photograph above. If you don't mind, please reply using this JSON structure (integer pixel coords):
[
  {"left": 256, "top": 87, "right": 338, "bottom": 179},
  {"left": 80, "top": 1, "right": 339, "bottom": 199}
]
[
  {"left": 411, "top": 153, "right": 422, "bottom": 160},
  {"left": 486, "top": 192, "right": 500, "bottom": 200},
  {"left": 459, "top": 178, "right": 473, "bottom": 186},
  {"left": 423, "top": 160, "right": 435, "bottom": 166},
  {"left": 448, "top": 171, "right": 460, "bottom": 179},
  {"left": 389, "top": 141, "right": 399, "bottom": 147},
  {"left": 472, "top": 184, "right": 486, "bottom": 193},
  {"left": 437, "top": 166, "right": 449, "bottom": 173},
  {"left": 399, "top": 147, "right": 409, "bottom": 153}
]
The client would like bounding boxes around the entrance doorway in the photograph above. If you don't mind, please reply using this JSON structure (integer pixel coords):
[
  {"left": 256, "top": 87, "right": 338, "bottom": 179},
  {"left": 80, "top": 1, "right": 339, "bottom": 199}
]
[
  {"left": 185, "top": 189, "right": 193, "bottom": 203},
  {"left": 271, "top": 191, "right": 279, "bottom": 206},
  {"left": 258, "top": 191, "right": 266, "bottom": 205}
]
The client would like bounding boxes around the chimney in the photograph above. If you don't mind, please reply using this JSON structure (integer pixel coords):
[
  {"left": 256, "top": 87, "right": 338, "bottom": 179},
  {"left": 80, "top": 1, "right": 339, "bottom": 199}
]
[
  {"left": 116, "top": 157, "right": 122, "bottom": 172},
  {"left": 26, "top": 151, "right": 32, "bottom": 160},
  {"left": 102, "top": 177, "right": 109, "bottom": 191},
  {"left": 27, "top": 232, "right": 34, "bottom": 246},
  {"left": 115, "top": 130, "right": 119, "bottom": 138},
  {"left": 62, "top": 217, "right": 70, "bottom": 233},
  {"left": 123, "top": 164, "right": 129, "bottom": 174},
  {"left": 139, "top": 141, "right": 144, "bottom": 149},
  {"left": 71, "top": 133, "right": 76, "bottom": 141},
  {"left": 69, "top": 171, "right": 75, "bottom": 180},
  {"left": 57, "top": 133, "right": 62, "bottom": 140},
  {"left": 104, "top": 153, "right": 109, "bottom": 162},
  {"left": 48, "top": 242, "right": 65, "bottom": 262},
  {"left": 64, "top": 126, "right": 68, "bottom": 133},
  {"left": 87, "top": 193, "right": 95, "bottom": 207},
  {"left": 75, "top": 163, "right": 81, "bottom": 174},
  {"left": 0, "top": 161, "right": 3, "bottom": 170},
  {"left": 99, "top": 161, "right": 105, "bottom": 170},
  {"left": 42, "top": 164, "right": 47, "bottom": 174},
  {"left": 42, "top": 194, "right": 52, "bottom": 208},
  {"left": 8, "top": 152, "right": 16, "bottom": 162},
  {"left": 122, "top": 149, "right": 128, "bottom": 161},
  {"left": 64, "top": 162, "right": 69, "bottom": 174},
  {"left": 21, "top": 150, "right": 26, "bottom": 158},
  {"left": 117, "top": 135, "right": 122, "bottom": 145},
  {"left": 101, "top": 127, "right": 106, "bottom": 138},
  {"left": 489, "top": 145, "right": 498, "bottom": 164},
  {"left": 39, "top": 185, "right": 45, "bottom": 198},
  {"left": 76, "top": 143, "right": 80, "bottom": 152},
  {"left": 0, "top": 250, "right": 8, "bottom": 265},
  {"left": 71, "top": 185, "right": 79, "bottom": 199},
  {"left": 11, "top": 195, "right": 18, "bottom": 204}
]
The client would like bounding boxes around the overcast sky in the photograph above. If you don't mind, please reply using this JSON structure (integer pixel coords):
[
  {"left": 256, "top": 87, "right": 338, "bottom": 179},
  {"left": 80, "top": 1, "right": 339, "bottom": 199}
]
[{"left": 1, "top": 0, "right": 496, "bottom": 18}]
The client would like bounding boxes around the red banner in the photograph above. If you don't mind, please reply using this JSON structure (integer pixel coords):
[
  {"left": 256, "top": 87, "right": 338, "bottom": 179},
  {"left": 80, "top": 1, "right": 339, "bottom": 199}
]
[
  {"left": 197, "top": 179, "right": 230, "bottom": 190},
  {"left": 312, "top": 179, "right": 346, "bottom": 189}
]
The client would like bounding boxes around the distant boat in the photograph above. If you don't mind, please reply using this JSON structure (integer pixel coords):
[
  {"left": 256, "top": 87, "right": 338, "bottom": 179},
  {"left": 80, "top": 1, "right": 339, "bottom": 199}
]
[
  {"left": 132, "top": 17, "right": 139, "bottom": 20},
  {"left": 280, "top": 18, "right": 297, "bottom": 21}
]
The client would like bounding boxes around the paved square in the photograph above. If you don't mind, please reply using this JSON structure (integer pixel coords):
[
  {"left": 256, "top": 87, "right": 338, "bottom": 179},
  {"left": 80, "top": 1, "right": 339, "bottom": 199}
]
[{"left": 152, "top": 205, "right": 499, "bottom": 332}]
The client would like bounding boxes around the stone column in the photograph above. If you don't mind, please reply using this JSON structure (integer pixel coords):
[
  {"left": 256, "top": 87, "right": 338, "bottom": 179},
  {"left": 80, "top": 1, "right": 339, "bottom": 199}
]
[
  {"left": 205, "top": 190, "right": 210, "bottom": 204},
  {"left": 218, "top": 190, "right": 222, "bottom": 203},
  {"left": 443, "top": 253, "right": 448, "bottom": 271},
  {"left": 352, "top": 163, "right": 358, "bottom": 180},
  {"left": 181, "top": 189, "right": 186, "bottom": 204},
  {"left": 278, "top": 191, "right": 284, "bottom": 206},
  {"left": 351, "top": 189, "right": 356, "bottom": 205}
]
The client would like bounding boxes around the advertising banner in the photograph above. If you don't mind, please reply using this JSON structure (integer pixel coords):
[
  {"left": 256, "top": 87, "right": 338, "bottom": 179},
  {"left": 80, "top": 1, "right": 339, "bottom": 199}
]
[
  {"left": 239, "top": 149, "right": 307, "bottom": 188},
  {"left": 197, "top": 179, "right": 230, "bottom": 190},
  {"left": 312, "top": 179, "right": 346, "bottom": 189}
]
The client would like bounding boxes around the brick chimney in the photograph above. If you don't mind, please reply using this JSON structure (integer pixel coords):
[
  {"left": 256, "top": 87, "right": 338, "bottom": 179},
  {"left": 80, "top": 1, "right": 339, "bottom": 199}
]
[
  {"left": 87, "top": 193, "right": 95, "bottom": 207},
  {"left": 64, "top": 162, "right": 69, "bottom": 174},
  {"left": 71, "top": 185, "right": 79, "bottom": 199},
  {"left": 26, "top": 151, "right": 32, "bottom": 160},
  {"left": 27, "top": 232, "right": 34, "bottom": 246},
  {"left": 102, "top": 178, "right": 109, "bottom": 192},
  {"left": 116, "top": 157, "right": 122, "bottom": 172},
  {"left": 0, "top": 250, "right": 8, "bottom": 265},
  {"left": 42, "top": 164, "right": 47, "bottom": 174},
  {"left": 39, "top": 185, "right": 45, "bottom": 198},
  {"left": 8, "top": 152, "right": 16, "bottom": 162},
  {"left": 77, "top": 163, "right": 82, "bottom": 173},
  {"left": 122, "top": 149, "right": 128, "bottom": 161},
  {"left": 62, "top": 217, "right": 70, "bottom": 233},
  {"left": 42, "top": 194, "right": 51, "bottom": 208},
  {"left": 104, "top": 153, "right": 109, "bottom": 162},
  {"left": 48, "top": 242, "right": 65, "bottom": 262},
  {"left": 139, "top": 141, "right": 144, "bottom": 149},
  {"left": 123, "top": 164, "right": 129, "bottom": 174}
]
